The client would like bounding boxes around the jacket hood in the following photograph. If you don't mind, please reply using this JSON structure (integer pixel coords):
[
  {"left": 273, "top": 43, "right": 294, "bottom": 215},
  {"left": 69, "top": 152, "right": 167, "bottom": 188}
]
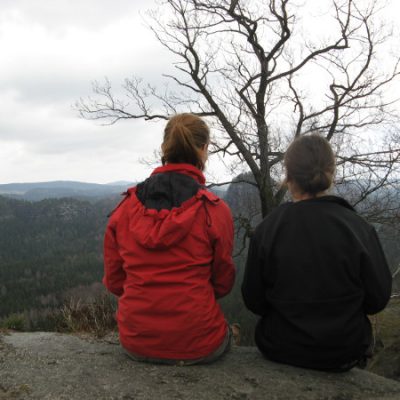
[
  {"left": 150, "top": 163, "right": 206, "bottom": 185},
  {"left": 128, "top": 164, "right": 218, "bottom": 250}
]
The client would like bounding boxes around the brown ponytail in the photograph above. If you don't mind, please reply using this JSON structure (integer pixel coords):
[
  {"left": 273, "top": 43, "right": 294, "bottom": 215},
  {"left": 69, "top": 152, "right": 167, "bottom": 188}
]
[
  {"left": 161, "top": 113, "right": 210, "bottom": 170},
  {"left": 284, "top": 134, "right": 335, "bottom": 195}
]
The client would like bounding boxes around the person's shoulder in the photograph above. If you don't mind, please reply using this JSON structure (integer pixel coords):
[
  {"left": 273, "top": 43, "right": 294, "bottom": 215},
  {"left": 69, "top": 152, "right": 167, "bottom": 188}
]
[
  {"left": 263, "top": 201, "right": 292, "bottom": 221},
  {"left": 253, "top": 202, "right": 292, "bottom": 234},
  {"left": 108, "top": 186, "right": 138, "bottom": 220},
  {"left": 296, "top": 195, "right": 376, "bottom": 236},
  {"left": 200, "top": 188, "right": 232, "bottom": 216},
  {"left": 317, "top": 195, "right": 372, "bottom": 224},
  {"left": 199, "top": 188, "right": 226, "bottom": 204},
  {"left": 313, "top": 195, "right": 355, "bottom": 211},
  {"left": 290, "top": 195, "right": 358, "bottom": 217}
]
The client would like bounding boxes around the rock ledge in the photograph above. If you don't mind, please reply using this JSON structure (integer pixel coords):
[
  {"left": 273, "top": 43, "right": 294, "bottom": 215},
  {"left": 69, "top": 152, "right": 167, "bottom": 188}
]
[{"left": 1, "top": 332, "right": 400, "bottom": 400}]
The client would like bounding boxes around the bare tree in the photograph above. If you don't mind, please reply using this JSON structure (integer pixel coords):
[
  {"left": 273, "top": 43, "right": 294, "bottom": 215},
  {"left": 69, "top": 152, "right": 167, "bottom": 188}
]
[{"left": 77, "top": 0, "right": 400, "bottom": 224}]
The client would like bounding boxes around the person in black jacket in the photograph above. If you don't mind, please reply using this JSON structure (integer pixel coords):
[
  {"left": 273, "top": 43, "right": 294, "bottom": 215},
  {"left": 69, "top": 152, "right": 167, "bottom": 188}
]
[{"left": 241, "top": 134, "right": 392, "bottom": 372}]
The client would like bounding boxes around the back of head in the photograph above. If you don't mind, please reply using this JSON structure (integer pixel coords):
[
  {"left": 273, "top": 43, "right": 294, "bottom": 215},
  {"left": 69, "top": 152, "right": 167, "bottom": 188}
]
[
  {"left": 162, "top": 113, "right": 210, "bottom": 171},
  {"left": 284, "top": 134, "right": 335, "bottom": 195}
]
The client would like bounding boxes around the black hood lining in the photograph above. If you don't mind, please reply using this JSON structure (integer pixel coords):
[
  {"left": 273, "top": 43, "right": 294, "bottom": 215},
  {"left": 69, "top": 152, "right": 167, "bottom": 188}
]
[{"left": 136, "top": 172, "right": 201, "bottom": 211}]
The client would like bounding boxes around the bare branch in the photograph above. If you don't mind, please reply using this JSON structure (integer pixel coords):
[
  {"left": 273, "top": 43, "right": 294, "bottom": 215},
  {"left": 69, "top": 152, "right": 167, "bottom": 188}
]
[{"left": 77, "top": 0, "right": 400, "bottom": 223}]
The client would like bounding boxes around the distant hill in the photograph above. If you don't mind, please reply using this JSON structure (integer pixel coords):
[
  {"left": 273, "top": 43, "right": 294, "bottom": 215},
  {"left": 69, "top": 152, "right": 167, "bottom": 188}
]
[
  {"left": 0, "top": 180, "right": 228, "bottom": 202},
  {"left": 105, "top": 180, "right": 134, "bottom": 186},
  {"left": 0, "top": 181, "right": 135, "bottom": 202}
]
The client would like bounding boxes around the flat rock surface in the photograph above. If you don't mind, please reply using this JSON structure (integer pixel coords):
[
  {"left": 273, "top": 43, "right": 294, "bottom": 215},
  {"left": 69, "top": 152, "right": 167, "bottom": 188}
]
[{"left": 1, "top": 332, "right": 400, "bottom": 400}]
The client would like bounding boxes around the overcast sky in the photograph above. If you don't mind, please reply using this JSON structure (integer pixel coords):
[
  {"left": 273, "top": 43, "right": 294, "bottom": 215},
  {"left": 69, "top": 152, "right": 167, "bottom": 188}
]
[
  {"left": 1, "top": 0, "right": 399, "bottom": 184},
  {"left": 0, "top": 0, "right": 172, "bottom": 184}
]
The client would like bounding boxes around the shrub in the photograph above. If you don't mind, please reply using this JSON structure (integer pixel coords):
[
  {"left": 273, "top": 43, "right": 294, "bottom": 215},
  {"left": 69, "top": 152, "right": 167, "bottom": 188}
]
[
  {"left": 1, "top": 313, "right": 26, "bottom": 331},
  {"left": 57, "top": 293, "right": 117, "bottom": 337}
]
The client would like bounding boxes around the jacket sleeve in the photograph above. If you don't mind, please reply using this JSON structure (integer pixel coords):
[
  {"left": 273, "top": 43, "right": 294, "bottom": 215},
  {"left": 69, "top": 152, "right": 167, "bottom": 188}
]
[
  {"left": 241, "top": 230, "right": 269, "bottom": 316},
  {"left": 103, "top": 218, "right": 126, "bottom": 297},
  {"left": 209, "top": 200, "right": 235, "bottom": 299},
  {"left": 361, "top": 228, "right": 392, "bottom": 315}
]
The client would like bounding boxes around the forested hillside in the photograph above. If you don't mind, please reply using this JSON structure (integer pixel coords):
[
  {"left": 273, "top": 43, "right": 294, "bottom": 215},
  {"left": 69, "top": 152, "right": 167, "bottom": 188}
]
[
  {"left": 0, "top": 195, "right": 119, "bottom": 322},
  {"left": 1, "top": 181, "right": 399, "bottom": 338}
]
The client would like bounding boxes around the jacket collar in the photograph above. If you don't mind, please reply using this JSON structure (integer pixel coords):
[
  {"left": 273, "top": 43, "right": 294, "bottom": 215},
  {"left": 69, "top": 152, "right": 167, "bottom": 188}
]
[
  {"left": 293, "top": 195, "right": 355, "bottom": 211},
  {"left": 151, "top": 163, "right": 206, "bottom": 185}
]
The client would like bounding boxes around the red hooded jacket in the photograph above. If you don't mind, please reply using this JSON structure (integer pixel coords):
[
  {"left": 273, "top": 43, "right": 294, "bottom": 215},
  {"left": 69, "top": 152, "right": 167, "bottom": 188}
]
[{"left": 103, "top": 163, "right": 235, "bottom": 360}]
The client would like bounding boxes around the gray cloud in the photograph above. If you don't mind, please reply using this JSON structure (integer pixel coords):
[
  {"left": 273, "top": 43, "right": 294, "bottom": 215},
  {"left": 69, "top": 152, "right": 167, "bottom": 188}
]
[
  {"left": 3, "top": 0, "right": 398, "bottom": 184},
  {"left": 0, "top": 0, "right": 147, "bottom": 31},
  {"left": 0, "top": 0, "right": 180, "bottom": 183}
]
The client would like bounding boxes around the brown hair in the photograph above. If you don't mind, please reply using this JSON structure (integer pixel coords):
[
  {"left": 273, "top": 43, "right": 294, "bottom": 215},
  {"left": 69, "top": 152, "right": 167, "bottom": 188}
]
[
  {"left": 284, "top": 134, "right": 335, "bottom": 195},
  {"left": 161, "top": 113, "right": 210, "bottom": 170}
]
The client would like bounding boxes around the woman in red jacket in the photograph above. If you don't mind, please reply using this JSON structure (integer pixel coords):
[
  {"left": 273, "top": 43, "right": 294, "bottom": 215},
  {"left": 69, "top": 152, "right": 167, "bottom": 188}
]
[{"left": 103, "top": 113, "right": 235, "bottom": 364}]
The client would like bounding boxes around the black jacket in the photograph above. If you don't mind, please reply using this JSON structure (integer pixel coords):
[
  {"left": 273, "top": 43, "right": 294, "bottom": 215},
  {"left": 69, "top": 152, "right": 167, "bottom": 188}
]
[{"left": 242, "top": 196, "right": 392, "bottom": 370}]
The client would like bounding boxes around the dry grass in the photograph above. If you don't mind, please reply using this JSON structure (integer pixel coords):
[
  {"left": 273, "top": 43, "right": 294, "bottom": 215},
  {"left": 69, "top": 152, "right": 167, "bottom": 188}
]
[
  {"left": 57, "top": 293, "right": 117, "bottom": 338},
  {"left": 370, "top": 297, "right": 400, "bottom": 348},
  {"left": 368, "top": 298, "right": 400, "bottom": 379}
]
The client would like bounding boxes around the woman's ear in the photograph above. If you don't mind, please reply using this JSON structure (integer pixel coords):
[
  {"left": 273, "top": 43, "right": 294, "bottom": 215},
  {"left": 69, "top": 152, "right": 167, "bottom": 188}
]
[
  {"left": 201, "top": 143, "right": 209, "bottom": 161},
  {"left": 286, "top": 179, "right": 298, "bottom": 197}
]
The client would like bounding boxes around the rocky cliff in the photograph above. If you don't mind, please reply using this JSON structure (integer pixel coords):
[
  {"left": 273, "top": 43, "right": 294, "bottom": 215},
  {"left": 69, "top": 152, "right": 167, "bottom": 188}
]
[{"left": 1, "top": 332, "right": 400, "bottom": 400}]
